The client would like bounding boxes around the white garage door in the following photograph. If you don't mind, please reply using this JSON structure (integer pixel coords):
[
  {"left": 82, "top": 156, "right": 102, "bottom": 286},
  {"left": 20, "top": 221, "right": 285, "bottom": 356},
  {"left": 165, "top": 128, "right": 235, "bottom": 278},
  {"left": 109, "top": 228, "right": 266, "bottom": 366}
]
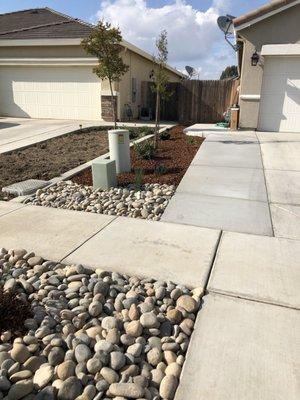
[
  {"left": 258, "top": 56, "right": 300, "bottom": 132},
  {"left": 0, "top": 66, "right": 101, "bottom": 120}
]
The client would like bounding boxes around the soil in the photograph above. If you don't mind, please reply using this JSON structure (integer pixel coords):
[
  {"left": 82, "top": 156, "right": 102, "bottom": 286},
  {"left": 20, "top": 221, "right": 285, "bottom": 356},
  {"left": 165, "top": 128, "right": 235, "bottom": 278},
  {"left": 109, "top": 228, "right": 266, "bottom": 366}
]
[
  {"left": 73, "top": 126, "right": 204, "bottom": 188},
  {"left": 0, "top": 287, "right": 32, "bottom": 337},
  {"left": 0, "top": 126, "right": 145, "bottom": 201}
]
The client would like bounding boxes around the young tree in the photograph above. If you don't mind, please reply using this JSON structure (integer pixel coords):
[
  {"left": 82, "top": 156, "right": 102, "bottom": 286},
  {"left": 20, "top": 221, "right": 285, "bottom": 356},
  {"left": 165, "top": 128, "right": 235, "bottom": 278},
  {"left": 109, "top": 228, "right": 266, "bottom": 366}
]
[
  {"left": 82, "top": 21, "right": 129, "bottom": 128},
  {"left": 151, "top": 30, "right": 170, "bottom": 148}
]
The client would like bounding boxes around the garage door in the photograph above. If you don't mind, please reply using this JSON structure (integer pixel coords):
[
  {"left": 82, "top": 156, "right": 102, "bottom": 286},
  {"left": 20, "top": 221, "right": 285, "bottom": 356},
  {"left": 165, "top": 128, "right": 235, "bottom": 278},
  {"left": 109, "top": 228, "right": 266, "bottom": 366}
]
[
  {"left": 258, "top": 56, "right": 300, "bottom": 132},
  {"left": 0, "top": 66, "right": 101, "bottom": 120}
]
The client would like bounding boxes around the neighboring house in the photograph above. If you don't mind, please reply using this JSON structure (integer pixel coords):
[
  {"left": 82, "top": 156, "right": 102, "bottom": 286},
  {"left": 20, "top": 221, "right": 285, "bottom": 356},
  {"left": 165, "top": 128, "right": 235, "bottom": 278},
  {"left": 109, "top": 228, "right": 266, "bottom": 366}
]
[
  {"left": 0, "top": 8, "right": 182, "bottom": 121},
  {"left": 234, "top": 0, "right": 300, "bottom": 132}
]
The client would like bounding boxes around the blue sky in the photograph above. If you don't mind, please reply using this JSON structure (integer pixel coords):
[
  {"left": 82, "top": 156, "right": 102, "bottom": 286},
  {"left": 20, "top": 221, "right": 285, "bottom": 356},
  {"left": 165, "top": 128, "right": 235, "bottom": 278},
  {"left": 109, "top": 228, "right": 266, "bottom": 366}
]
[{"left": 0, "top": 1, "right": 268, "bottom": 78}]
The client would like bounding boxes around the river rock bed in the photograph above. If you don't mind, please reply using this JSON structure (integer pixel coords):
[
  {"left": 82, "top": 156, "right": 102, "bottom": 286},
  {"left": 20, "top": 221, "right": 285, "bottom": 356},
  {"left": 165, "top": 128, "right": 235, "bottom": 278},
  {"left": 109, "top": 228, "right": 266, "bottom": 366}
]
[
  {"left": 25, "top": 181, "right": 175, "bottom": 221},
  {"left": 0, "top": 247, "right": 201, "bottom": 399}
]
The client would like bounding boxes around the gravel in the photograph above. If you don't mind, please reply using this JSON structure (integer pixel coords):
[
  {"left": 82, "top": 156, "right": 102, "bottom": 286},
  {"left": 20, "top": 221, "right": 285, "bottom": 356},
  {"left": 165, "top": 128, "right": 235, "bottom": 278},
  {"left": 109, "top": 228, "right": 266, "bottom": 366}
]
[
  {"left": 0, "top": 247, "right": 202, "bottom": 399},
  {"left": 24, "top": 181, "right": 175, "bottom": 221}
]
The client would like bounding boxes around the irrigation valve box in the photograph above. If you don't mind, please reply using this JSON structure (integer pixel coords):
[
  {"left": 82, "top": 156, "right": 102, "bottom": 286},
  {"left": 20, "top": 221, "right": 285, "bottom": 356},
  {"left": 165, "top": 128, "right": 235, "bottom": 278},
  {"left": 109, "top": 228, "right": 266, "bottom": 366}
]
[
  {"left": 92, "top": 158, "right": 117, "bottom": 190},
  {"left": 108, "top": 129, "right": 131, "bottom": 173}
]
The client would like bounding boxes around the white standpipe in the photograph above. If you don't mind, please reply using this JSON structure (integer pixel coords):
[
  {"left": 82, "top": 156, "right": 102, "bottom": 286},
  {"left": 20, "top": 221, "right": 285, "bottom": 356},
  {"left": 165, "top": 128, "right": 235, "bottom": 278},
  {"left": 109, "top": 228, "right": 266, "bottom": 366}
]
[{"left": 108, "top": 129, "right": 131, "bottom": 173}]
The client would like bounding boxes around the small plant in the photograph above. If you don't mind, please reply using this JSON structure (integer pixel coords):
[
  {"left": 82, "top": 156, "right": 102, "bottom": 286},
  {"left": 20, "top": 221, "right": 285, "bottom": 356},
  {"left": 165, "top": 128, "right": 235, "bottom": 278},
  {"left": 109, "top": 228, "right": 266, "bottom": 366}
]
[
  {"left": 159, "top": 129, "right": 171, "bottom": 140},
  {"left": 186, "top": 136, "right": 195, "bottom": 145},
  {"left": 135, "top": 141, "right": 156, "bottom": 160},
  {"left": 129, "top": 129, "right": 139, "bottom": 140},
  {"left": 154, "top": 164, "right": 167, "bottom": 175},
  {"left": 138, "top": 126, "right": 154, "bottom": 137},
  {"left": 134, "top": 169, "right": 144, "bottom": 191}
]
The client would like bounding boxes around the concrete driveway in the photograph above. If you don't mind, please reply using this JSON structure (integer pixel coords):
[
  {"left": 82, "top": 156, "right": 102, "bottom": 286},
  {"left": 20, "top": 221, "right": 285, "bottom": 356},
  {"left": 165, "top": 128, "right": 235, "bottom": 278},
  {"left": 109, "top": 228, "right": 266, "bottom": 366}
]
[
  {"left": 257, "top": 131, "right": 300, "bottom": 240},
  {"left": 0, "top": 117, "right": 173, "bottom": 154},
  {"left": 0, "top": 117, "right": 99, "bottom": 154}
]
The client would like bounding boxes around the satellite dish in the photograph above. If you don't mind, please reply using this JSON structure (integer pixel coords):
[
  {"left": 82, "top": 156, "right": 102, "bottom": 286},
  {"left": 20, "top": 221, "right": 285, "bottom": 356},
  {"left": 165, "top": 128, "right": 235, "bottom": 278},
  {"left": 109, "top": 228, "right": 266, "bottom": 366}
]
[
  {"left": 185, "top": 66, "right": 195, "bottom": 77},
  {"left": 185, "top": 66, "right": 200, "bottom": 80},
  {"left": 217, "top": 15, "right": 234, "bottom": 35},
  {"left": 217, "top": 14, "right": 239, "bottom": 52}
]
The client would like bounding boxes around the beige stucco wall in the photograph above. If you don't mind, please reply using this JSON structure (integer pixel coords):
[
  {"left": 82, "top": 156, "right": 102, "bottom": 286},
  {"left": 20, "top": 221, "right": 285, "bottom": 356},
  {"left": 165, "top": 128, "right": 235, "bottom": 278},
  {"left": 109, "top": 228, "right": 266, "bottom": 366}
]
[
  {"left": 0, "top": 43, "right": 181, "bottom": 121},
  {"left": 118, "top": 48, "right": 181, "bottom": 119},
  {"left": 0, "top": 45, "right": 88, "bottom": 58},
  {"left": 238, "top": 4, "right": 300, "bottom": 129}
]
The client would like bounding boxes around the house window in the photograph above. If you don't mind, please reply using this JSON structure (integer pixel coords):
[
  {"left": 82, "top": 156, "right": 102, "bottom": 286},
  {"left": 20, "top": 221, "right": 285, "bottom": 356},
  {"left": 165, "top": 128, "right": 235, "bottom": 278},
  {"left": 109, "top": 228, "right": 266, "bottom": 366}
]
[{"left": 132, "top": 77, "right": 137, "bottom": 103}]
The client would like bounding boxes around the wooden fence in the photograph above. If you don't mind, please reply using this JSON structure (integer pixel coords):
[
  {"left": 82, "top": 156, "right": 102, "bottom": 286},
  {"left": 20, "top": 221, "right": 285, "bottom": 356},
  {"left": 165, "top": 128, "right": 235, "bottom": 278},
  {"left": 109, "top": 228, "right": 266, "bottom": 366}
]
[
  {"left": 141, "top": 79, "right": 238, "bottom": 124},
  {"left": 141, "top": 82, "right": 179, "bottom": 121},
  {"left": 178, "top": 79, "right": 238, "bottom": 124}
]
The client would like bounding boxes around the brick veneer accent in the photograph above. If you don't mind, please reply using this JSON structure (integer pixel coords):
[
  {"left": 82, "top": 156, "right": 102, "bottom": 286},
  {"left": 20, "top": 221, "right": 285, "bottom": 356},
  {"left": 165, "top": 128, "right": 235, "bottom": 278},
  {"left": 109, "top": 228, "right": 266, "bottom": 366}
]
[{"left": 101, "top": 95, "right": 117, "bottom": 122}]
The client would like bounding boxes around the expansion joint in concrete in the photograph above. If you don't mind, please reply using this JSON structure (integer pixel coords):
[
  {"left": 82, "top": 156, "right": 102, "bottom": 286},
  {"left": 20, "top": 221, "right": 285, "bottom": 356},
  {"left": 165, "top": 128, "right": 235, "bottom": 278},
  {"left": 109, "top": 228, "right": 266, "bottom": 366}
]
[
  {"left": 255, "top": 132, "right": 275, "bottom": 237},
  {"left": 203, "top": 230, "right": 223, "bottom": 294},
  {"left": 60, "top": 216, "right": 118, "bottom": 263},
  {"left": 208, "top": 290, "right": 300, "bottom": 312}
]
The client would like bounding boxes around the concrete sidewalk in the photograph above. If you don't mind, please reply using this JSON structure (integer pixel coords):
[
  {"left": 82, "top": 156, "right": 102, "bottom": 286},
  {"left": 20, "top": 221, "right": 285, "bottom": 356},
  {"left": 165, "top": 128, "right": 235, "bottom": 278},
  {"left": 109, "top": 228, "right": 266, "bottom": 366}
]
[
  {"left": 162, "top": 132, "right": 273, "bottom": 236},
  {"left": 208, "top": 231, "right": 300, "bottom": 309},
  {"left": 1, "top": 202, "right": 298, "bottom": 308},
  {"left": 0, "top": 202, "right": 299, "bottom": 399},
  {"left": 0, "top": 202, "right": 220, "bottom": 289},
  {"left": 163, "top": 130, "right": 300, "bottom": 241},
  {"left": 183, "top": 123, "right": 229, "bottom": 137},
  {"left": 175, "top": 294, "right": 300, "bottom": 400},
  {"left": 0, "top": 201, "right": 26, "bottom": 217},
  {"left": 1, "top": 130, "right": 300, "bottom": 399}
]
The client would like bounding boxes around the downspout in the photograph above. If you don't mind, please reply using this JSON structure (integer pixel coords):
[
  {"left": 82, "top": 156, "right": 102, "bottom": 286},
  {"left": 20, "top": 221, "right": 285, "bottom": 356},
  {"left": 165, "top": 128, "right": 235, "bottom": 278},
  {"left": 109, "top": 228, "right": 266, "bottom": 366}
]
[
  {"left": 234, "top": 30, "right": 245, "bottom": 78},
  {"left": 233, "top": 33, "right": 245, "bottom": 128}
]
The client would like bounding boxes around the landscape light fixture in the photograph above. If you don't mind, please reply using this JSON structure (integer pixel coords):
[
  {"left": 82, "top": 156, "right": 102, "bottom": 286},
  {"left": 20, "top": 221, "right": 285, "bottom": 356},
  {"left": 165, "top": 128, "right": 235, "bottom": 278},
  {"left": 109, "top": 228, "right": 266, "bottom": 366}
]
[{"left": 251, "top": 51, "right": 260, "bottom": 66}]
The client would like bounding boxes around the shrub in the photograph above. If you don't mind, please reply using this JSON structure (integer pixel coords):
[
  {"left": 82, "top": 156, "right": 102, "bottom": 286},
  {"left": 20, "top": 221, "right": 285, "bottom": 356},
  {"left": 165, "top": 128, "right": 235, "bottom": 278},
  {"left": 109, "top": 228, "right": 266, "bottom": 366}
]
[
  {"left": 127, "top": 127, "right": 154, "bottom": 140},
  {"left": 134, "top": 141, "right": 156, "bottom": 160},
  {"left": 129, "top": 128, "right": 139, "bottom": 140},
  {"left": 138, "top": 126, "right": 154, "bottom": 137},
  {"left": 0, "top": 287, "right": 31, "bottom": 336},
  {"left": 186, "top": 136, "right": 195, "bottom": 145},
  {"left": 154, "top": 164, "right": 167, "bottom": 175},
  {"left": 159, "top": 129, "right": 171, "bottom": 140},
  {"left": 134, "top": 169, "right": 144, "bottom": 191}
]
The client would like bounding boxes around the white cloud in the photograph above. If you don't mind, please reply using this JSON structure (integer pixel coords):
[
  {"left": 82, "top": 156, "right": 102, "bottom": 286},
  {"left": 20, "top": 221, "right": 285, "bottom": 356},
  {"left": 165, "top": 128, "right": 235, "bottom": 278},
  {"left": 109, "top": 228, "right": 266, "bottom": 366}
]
[{"left": 96, "top": 0, "right": 236, "bottom": 79}]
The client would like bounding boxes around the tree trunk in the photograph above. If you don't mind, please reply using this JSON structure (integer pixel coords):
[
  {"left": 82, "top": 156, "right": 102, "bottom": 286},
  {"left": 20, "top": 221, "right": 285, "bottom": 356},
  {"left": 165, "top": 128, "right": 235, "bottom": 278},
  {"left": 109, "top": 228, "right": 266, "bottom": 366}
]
[
  {"left": 154, "top": 90, "right": 160, "bottom": 149},
  {"left": 109, "top": 79, "right": 117, "bottom": 129}
]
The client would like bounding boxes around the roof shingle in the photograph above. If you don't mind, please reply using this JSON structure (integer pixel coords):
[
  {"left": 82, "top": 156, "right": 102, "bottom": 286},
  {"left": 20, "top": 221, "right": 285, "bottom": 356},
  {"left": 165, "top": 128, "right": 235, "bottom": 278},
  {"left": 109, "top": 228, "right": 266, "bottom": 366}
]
[{"left": 0, "top": 8, "right": 92, "bottom": 39}]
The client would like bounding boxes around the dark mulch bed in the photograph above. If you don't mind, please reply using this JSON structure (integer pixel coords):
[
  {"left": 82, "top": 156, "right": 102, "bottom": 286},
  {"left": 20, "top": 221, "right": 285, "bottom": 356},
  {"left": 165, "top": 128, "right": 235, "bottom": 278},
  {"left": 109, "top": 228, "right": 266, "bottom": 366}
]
[
  {"left": 0, "top": 287, "right": 32, "bottom": 337},
  {"left": 72, "top": 126, "right": 204, "bottom": 187},
  {"left": 0, "top": 128, "right": 110, "bottom": 200},
  {"left": 0, "top": 126, "right": 148, "bottom": 201}
]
